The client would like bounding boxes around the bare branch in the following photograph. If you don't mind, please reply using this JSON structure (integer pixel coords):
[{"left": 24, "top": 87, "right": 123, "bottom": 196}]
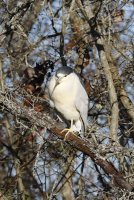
[{"left": 0, "top": 89, "right": 133, "bottom": 191}]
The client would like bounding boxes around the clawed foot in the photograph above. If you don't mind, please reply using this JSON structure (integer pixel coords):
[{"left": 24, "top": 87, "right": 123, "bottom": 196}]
[{"left": 61, "top": 128, "right": 75, "bottom": 141}]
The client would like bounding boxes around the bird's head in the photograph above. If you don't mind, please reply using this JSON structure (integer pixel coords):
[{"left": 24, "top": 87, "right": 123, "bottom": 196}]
[{"left": 55, "top": 67, "right": 73, "bottom": 83}]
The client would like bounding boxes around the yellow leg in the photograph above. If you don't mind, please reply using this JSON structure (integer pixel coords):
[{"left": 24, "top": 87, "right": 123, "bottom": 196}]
[{"left": 61, "top": 119, "right": 75, "bottom": 140}]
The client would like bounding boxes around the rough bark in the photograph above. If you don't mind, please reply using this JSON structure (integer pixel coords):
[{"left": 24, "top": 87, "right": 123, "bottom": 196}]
[{"left": 0, "top": 89, "right": 133, "bottom": 191}]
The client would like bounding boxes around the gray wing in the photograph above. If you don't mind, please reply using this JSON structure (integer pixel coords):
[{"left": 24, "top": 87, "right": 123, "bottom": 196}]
[{"left": 75, "top": 80, "right": 88, "bottom": 131}]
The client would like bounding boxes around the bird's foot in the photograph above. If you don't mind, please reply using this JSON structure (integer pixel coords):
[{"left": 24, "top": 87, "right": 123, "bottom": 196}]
[{"left": 61, "top": 128, "right": 75, "bottom": 141}]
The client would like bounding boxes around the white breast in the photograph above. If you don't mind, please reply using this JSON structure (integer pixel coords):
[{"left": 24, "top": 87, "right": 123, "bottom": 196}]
[{"left": 50, "top": 73, "right": 80, "bottom": 121}]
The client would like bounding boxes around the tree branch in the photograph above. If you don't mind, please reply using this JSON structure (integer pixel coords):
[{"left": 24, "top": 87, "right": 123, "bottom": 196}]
[
  {"left": 106, "top": 50, "right": 134, "bottom": 124},
  {"left": 76, "top": 0, "right": 119, "bottom": 141},
  {"left": 0, "top": 89, "right": 133, "bottom": 191}
]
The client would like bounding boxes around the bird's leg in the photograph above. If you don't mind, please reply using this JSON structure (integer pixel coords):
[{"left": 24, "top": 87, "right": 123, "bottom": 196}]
[
  {"left": 61, "top": 119, "right": 75, "bottom": 140},
  {"left": 61, "top": 119, "right": 74, "bottom": 133}
]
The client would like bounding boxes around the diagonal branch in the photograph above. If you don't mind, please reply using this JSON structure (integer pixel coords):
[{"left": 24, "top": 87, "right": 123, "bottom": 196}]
[{"left": 0, "top": 89, "right": 133, "bottom": 191}]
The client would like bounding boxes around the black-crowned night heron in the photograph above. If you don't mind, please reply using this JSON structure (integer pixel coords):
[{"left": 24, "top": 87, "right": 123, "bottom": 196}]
[{"left": 48, "top": 66, "right": 88, "bottom": 135}]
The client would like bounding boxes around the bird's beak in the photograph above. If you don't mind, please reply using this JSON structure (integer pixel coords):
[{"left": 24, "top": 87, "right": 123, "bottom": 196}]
[
  {"left": 50, "top": 76, "right": 60, "bottom": 97},
  {"left": 55, "top": 76, "right": 60, "bottom": 84},
  {"left": 55, "top": 75, "right": 64, "bottom": 84}
]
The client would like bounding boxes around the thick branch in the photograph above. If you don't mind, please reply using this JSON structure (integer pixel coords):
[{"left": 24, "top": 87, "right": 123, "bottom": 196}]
[
  {"left": 106, "top": 50, "right": 134, "bottom": 124},
  {"left": 0, "top": 89, "right": 133, "bottom": 191},
  {"left": 95, "top": 38, "right": 119, "bottom": 141},
  {"left": 76, "top": 0, "right": 119, "bottom": 141}
]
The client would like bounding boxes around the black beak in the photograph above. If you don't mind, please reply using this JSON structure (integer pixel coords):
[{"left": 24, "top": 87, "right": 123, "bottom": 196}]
[{"left": 50, "top": 76, "right": 60, "bottom": 97}]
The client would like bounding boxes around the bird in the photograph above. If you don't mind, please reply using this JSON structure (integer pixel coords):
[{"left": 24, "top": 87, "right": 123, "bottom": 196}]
[{"left": 48, "top": 66, "right": 88, "bottom": 136}]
